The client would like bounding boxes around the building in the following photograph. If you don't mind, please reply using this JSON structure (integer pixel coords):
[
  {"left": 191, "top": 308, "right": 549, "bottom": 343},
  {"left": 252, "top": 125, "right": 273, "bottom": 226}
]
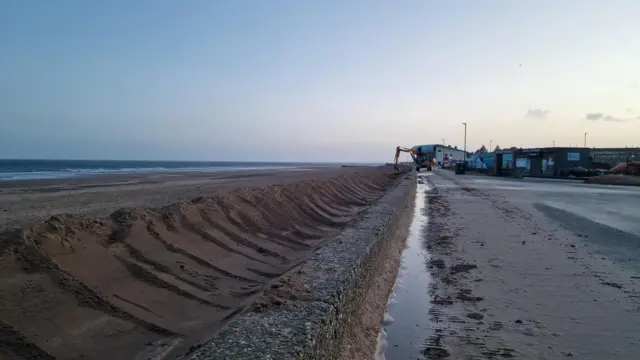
[
  {"left": 493, "top": 147, "right": 639, "bottom": 178},
  {"left": 467, "top": 145, "right": 495, "bottom": 170},
  {"left": 591, "top": 148, "right": 640, "bottom": 169},
  {"left": 412, "top": 144, "right": 467, "bottom": 167}
]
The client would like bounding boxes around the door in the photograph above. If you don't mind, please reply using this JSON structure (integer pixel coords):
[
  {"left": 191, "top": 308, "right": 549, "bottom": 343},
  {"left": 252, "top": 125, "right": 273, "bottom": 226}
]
[{"left": 530, "top": 157, "right": 543, "bottom": 176}]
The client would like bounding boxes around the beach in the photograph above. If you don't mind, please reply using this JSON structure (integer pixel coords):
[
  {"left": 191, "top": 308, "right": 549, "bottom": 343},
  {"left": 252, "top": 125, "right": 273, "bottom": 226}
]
[
  {"left": 6, "top": 164, "right": 639, "bottom": 360},
  {"left": 0, "top": 165, "right": 406, "bottom": 360},
  {"left": 0, "top": 167, "right": 371, "bottom": 230}
]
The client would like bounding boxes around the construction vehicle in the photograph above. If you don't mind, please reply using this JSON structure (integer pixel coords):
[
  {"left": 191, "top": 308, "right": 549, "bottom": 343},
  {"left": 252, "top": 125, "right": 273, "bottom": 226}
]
[{"left": 394, "top": 146, "right": 436, "bottom": 172}]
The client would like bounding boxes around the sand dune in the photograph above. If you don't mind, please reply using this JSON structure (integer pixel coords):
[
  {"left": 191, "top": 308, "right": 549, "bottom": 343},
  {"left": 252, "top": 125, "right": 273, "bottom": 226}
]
[{"left": 0, "top": 167, "right": 405, "bottom": 360}]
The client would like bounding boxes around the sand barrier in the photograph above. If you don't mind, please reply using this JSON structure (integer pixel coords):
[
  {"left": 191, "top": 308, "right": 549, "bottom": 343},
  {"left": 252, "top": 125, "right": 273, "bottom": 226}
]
[
  {"left": 187, "top": 171, "right": 416, "bottom": 360},
  {"left": 0, "top": 166, "right": 413, "bottom": 360}
]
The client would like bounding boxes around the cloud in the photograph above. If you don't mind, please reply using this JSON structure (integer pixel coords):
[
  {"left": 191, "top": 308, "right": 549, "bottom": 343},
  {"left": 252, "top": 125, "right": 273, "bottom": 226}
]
[
  {"left": 603, "top": 115, "right": 624, "bottom": 122},
  {"left": 585, "top": 112, "right": 639, "bottom": 122},
  {"left": 526, "top": 108, "right": 550, "bottom": 119},
  {"left": 585, "top": 113, "right": 604, "bottom": 120}
]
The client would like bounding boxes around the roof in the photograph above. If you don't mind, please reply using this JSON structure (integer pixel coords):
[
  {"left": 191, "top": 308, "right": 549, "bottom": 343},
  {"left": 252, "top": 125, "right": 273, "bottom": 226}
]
[{"left": 412, "top": 144, "right": 465, "bottom": 153}]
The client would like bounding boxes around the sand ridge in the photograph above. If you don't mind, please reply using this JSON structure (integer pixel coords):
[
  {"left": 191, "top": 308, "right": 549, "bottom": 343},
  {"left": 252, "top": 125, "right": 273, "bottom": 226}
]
[
  {"left": 0, "top": 167, "right": 406, "bottom": 360},
  {"left": 0, "top": 167, "right": 383, "bottom": 230}
]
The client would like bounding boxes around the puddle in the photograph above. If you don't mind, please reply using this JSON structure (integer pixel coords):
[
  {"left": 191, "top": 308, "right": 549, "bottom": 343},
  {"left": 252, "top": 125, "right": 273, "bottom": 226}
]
[{"left": 375, "top": 174, "right": 434, "bottom": 360}]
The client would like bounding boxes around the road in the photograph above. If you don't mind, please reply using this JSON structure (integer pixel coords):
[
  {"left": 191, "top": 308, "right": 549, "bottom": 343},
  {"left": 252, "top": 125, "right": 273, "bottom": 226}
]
[
  {"left": 457, "top": 175, "right": 640, "bottom": 271},
  {"left": 381, "top": 171, "right": 640, "bottom": 360}
]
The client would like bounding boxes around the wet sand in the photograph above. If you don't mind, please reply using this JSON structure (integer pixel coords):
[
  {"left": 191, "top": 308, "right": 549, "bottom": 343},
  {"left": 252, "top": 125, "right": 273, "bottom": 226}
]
[
  {"left": 0, "top": 166, "right": 406, "bottom": 360},
  {"left": 423, "top": 171, "right": 640, "bottom": 359},
  {"left": 378, "top": 175, "right": 433, "bottom": 360}
]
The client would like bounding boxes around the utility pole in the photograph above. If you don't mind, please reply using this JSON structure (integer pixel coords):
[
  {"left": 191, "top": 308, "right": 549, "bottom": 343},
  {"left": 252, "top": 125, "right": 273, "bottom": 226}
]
[
  {"left": 584, "top": 132, "right": 588, "bottom": 147},
  {"left": 462, "top": 122, "right": 467, "bottom": 161}
]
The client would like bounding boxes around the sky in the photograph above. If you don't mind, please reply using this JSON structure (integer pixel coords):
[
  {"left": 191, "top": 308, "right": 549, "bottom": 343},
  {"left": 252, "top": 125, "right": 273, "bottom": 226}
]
[{"left": 1, "top": 0, "right": 639, "bottom": 162}]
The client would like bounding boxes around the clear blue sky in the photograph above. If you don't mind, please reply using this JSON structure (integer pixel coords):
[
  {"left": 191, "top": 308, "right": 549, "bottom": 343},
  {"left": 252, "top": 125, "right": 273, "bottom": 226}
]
[{"left": 2, "top": 0, "right": 639, "bottom": 162}]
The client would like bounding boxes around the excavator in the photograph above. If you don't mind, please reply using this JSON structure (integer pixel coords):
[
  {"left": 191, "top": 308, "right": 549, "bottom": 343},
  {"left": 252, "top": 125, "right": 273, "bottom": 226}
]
[{"left": 394, "top": 146, "right": 436, "bottom": 172}]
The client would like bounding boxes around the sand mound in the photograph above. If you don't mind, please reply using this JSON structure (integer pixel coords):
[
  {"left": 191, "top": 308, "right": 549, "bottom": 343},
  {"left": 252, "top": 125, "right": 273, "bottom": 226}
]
[{"left": 0, "top": 167, "right": 406, "bottom": 360}]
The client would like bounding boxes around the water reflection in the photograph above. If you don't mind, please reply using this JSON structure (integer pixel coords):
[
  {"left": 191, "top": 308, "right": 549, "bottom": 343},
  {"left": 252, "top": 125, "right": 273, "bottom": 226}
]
[{"left": 375, "top": 174, "right": 434, "bottom": 360}]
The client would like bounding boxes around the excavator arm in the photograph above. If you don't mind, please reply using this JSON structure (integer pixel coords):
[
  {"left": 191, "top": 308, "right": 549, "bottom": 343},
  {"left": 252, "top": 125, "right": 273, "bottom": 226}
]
[{"left": 394, "top": 146, "right": 416, "bottom": 171}]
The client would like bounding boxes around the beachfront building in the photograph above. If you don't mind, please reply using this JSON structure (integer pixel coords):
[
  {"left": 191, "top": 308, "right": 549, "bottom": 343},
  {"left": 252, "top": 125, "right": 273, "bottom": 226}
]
[
  {"left": 412, "top": 144, "right": 467, "bottom": 168},
  {"left": 492, "top": 146, "right": 640, "bottom": 178},
  {"left": 466, "top": 145, "right": 495, "bottom": 170}
]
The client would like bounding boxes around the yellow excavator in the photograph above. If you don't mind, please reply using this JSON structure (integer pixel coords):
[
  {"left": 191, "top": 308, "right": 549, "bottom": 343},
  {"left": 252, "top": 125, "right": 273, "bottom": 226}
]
[{"left": 394, "top": 146, "right": 436, "bottom": 172}]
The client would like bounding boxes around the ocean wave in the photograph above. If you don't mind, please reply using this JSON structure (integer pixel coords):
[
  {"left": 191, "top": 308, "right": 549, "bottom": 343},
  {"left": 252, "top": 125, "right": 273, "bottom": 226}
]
[
  {"left": 0, "top": 166, "right": 304, "bottom": 181},
  {"left": 0, "top": 159, "right": 369, "bottom": 181}
]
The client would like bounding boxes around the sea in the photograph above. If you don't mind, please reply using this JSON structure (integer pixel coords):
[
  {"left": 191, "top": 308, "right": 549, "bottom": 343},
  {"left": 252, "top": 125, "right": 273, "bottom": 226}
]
[{"left": 0, "top": 159, "right": 373, "bottom": 181}]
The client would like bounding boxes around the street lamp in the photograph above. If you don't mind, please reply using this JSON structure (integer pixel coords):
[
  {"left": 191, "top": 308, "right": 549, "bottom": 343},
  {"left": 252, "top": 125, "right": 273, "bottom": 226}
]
[
  {"left": 462, "top": 122, "right": 467, "bottom": 161},
  {"left": 627, "top": 154, "right": 635, "bottom": 171},
  {"left": 584, "top": 132, "right": 588, "bottom": 147}
]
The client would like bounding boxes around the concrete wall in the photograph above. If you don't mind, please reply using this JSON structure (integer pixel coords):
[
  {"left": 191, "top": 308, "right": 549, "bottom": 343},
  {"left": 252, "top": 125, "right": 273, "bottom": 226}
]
[{"left": 187, "top": 171, "right": 417, "bottom": 360}]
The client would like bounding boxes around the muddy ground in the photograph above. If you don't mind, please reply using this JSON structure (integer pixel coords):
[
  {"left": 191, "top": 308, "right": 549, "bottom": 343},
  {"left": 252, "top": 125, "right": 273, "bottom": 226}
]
[{"left": 422, "top": 171, "right": 640, "bottom": 359}]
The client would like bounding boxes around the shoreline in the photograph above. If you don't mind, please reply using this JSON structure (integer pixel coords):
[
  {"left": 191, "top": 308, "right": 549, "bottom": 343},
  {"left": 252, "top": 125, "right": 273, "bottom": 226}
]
[
  {"left": 0, "top": 166, "right": 337, "bottom": 187},
  {"left": 0, "top": 159, "right": 374, "bottom": 182}
]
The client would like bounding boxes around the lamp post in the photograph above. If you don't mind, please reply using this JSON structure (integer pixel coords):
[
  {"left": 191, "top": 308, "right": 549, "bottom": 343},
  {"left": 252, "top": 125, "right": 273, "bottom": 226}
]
[
  {"left": 462, "top": 122, "right": 467, "bottom": 161},
  {"left": 584, "top": 132, "right": 588, "bottom": 147},
  {"left": 627, "top": 154, "right": 635, "bottom": 174}
]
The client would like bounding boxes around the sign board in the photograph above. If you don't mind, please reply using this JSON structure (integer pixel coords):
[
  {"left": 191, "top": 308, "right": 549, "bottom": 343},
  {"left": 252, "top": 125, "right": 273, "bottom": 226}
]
[
  {"left": 515, "top": 158, "right": 528, "bottom": 168},
  {"left": 567, "top": 152, "right": 580, "bottom": 161},
  {"left": 520, "top": 148, "right": 540, "bottom": 157},
  {"left": 521, "top": 148, "right": 540, "bottom": 153}
]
